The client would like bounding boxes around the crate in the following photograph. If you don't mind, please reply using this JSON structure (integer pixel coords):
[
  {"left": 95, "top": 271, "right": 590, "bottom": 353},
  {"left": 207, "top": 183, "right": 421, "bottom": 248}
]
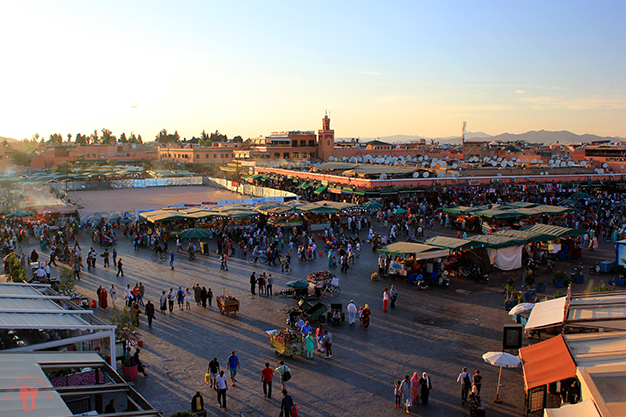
[{"left": 600, "top": 261, "right": 614, "bottom": 273}]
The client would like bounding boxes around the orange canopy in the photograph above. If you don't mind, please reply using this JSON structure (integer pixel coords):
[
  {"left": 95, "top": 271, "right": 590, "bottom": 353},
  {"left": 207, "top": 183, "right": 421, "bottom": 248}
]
[{"left": 519, "top": 334, "right": 576, "bottom": 392}]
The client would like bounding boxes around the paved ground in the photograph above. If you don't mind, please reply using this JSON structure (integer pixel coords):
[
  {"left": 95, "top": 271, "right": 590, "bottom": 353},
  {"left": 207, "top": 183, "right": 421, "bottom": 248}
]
[
  {"left": 28, "top": 216, "right": 620, "bottom": 417},
  {"left": 67, "top": 186, "right": 243, "bottom": 212}
]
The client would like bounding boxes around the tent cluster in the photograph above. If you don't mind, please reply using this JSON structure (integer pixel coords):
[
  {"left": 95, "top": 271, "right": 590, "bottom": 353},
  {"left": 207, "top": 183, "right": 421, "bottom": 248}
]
[
  {"left": 443, "top": 201, "right": 577, "bottom": 219},
  {"left": 140, "top": 201, "right": 365, "bottom": 223}
]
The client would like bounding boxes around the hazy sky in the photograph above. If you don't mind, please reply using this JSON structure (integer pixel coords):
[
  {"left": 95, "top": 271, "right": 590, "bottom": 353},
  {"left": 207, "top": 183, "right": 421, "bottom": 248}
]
[{"left": 2, "top": 0, "right": 625, "bottom": 141}]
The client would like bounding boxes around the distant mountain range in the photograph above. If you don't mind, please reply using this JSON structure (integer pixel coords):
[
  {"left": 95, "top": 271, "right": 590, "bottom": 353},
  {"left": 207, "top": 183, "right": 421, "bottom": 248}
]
[
  {"left": 0, "top": 136, "right": 19, "bottom": 143},
  {"left": 350, "top": 130, "right": 625, "bottom": 145}
]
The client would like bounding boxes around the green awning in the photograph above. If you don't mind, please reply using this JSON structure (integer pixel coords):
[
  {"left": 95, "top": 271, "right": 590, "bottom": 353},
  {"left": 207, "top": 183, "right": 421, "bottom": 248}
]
[
  {"left": 379, "top": 190, "right": 398, "bottom": 196},
  {"left": 443, "top": 206, "right": 476, "bottom": 215},
  {"left": 523, "top": 224, "right": 587, "bottom": 239},
  {"left": 494, "top": 229, "right": 554, "bottom": 244},
  {"left": 353, "top": 190, "right": 366, "bottom": 196},
  {"left": 341, "top": 187, "right": 353, "bottom": 194},
  {"left": 466, "top": 235, "right": 525, "bottom": 249},
  {"left": 250, "top": 174, "right": 261, "bottom": 179},
  {"left": 377, "top": 242, "right": 450, "bottom": 258},
  {"left": 242, "top": 173, "right": 254, "bottom": 179},
  {"left": 299, "top": 183, "right": 313, "bottom": 189},
  {"left": 314, "top": 186, "right": 327, "bottom": 195},
  {"left": 425, "top": 236, "right": 479, "bottom": 251}
]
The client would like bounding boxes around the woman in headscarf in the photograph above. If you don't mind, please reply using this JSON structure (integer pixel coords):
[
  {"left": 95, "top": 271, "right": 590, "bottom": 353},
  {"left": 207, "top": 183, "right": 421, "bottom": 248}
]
[
  {"left": 361, "top": 304, "right": 371, "bottom": 330},
  {"left": 399, "top": 374, "right": 412, "bottom": 414},
  {"left": 411, "top": 372, "right": 421, "bottom": 405},
  {"left": 420, "top": 372, "right": 432, "bottom": 405}
]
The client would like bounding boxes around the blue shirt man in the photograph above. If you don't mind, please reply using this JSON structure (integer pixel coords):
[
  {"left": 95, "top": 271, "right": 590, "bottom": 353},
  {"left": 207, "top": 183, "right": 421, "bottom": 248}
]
[
  {"left": 170, "top": 251, "right": 175, "bottom": 270},
  {"left": 226, "top": 351, "right": 240, "bottom": 385}
]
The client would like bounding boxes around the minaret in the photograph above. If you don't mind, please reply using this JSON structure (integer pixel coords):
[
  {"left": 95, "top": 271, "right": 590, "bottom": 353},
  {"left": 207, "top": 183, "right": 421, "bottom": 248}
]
[{"left": 318, "top": 111, "right": 334, "bottom": 161}]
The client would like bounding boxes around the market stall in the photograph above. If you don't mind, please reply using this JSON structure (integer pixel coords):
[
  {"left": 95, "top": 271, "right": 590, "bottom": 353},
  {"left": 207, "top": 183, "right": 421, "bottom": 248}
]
[
  {"left": 267, "top": 328, "right": 303, "bottom": 357},
  {"left": 377, "top": 242, "right": 450, "bottom": 282},
  {"left": 217, "top": 294, "right": 239, "bottom": 315}
]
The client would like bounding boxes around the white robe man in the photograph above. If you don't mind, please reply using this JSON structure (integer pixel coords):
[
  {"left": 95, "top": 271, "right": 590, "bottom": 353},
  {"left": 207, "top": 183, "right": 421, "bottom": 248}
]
[{"left": 347, "top": 300, "right": 358, "bottom": 325}]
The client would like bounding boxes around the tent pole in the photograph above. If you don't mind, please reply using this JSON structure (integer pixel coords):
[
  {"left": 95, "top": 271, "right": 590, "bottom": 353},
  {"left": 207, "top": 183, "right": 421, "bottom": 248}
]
[{"left": 494, "top": 366, "right": 503, "bottom": 403}]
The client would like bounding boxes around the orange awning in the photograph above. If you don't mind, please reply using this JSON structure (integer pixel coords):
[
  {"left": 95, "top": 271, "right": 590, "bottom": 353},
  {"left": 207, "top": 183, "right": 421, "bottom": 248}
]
[{"left": 519, "top": 334, "right": 576, "bottom": 392}]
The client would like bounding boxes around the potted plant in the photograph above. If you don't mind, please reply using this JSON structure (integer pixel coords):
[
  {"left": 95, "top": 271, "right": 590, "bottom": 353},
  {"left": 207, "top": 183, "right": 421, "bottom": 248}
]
[
  {"left": 108, "top": 306, "right": 138, "bottom": 381},
  {"left": 524, "top": 271, "right": 535, "bottom": 289},
  {"left": 57, "top": 267, "right": 75, "bottom": 296},
  {"left": 553, "top": 270, "right": 568, "bottom": 288},
  {"left": 503, "top": 283, "right": 516, "bottom": 310},
  {"left": 6, "top": 253, "right": 25, "bottom": 283},
  {"left": 535, "top": 279, "right": 546, "bottom": 293}
]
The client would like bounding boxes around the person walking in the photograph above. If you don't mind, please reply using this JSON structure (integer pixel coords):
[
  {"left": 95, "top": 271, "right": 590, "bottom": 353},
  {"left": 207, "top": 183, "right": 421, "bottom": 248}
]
[
  {"left": 109, "top": 284, "right": 118, "bottom": 305},
  {"left": 207, "top": 358, "right": 220, "bottom": 389},
  {"left": 102, "top": 248, "right": 110, "bottom": 267},
  {"left": 267, "top": 274, "right": 274, "bottom": 296},
  {"left": 279, "top": 390, "right": 295, "bottom": 417},
  {"left": 411, "top": 372, "right": 421, "bottom": 406},
  {"left": 215, "top": 370, "right": 228, "bottom": 411},
  {"left": 193, "top": 283, "right": 201, "bottom": 306},
  {"left": 176, "top": 287, "right": 185, "bottom": 311},
  {"left": 457, "top": 367, "right": 471, "bottom": 405},
  {"left": 184, "top": 288, "right": 192, "bottom": 310},
  {"left": 112, "top": 248, "right": 117, "bottom": 267},
  {"left": 399, "top": 374, "right": 412, "bottom": 414},
  {"left": 275, "top": 361, "right": 291, "bottom": 390},
  {"left": 145, "top": 300, "right": 155, "bottom": 328},
  {"left": 323, "top": 330, "right": 333, "bottom": 359},
  {"left": 472, "top": 369, "right": 482, "bottom": 395},
  {"left": 261, "top": 362, "right": 274, "bottom": 398},
  {"left": 159, "top": 291, "right": 167, "bottom": 314},
  {"left": 390, "top": 285, "right": 398, "bottom": 309},
  {"left": 167, "top": 288, "right": 175, "bottom": 314},
  {"left": 305, "top": 332, "right": 315, "bottom": 359},
  {"left": 250, "top": 272, "right": 256, "bottom": 295},
  {"left": 200, "top": 287, "right": 208, "bottom": 308},
  {"left": 73, "top": 259, "right": 81, "bottom": 280},
  {"left": 347, "top": 300, "right": 357, "bottom": 325},
  {"left": 420, "top": 372, "right": 432, "bottom": 405},
  {"left": 226, "top": 351, "right": 240, "bottom": 386},
  {"left": 191, "top": 392, "right": 204, "bottom": 416},
  {"left": 116, "top": 258, "right": 124, "bottom": 277},
  {"left": 383, "top": 288, "right": 390, "bottom": 312},
  {"left": 169, "top": 251, "right": 175, "bottom": 269},
  {"left": 362, "top": 304, "right": 371, "bottom": 330},
  {"left": 207, "top": 288, "right": 213, "bottom": 308}
]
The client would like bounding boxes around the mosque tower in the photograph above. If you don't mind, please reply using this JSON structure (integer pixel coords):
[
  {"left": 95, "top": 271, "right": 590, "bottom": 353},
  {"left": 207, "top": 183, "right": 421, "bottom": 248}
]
[{"left": 317, "top": 112, "right": 334, "bottom": 161}]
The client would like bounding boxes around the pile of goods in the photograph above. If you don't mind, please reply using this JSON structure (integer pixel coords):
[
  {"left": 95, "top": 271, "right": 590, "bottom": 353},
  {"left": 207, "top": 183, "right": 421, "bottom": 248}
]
[
  {"left": 307, "top": 270, "right": 334, "bottom": 284},
  {"left": 270, "top": 328, "right": 303, "bottom": 356},
  {"left": 217, "top": 295, "right": 238, "bottom": 303}
]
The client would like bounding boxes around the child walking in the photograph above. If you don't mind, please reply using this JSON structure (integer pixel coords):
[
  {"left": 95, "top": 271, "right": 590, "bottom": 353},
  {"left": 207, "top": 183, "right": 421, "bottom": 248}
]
[{"left": 394, "top": 380, "right": 402, "bottom": 407}]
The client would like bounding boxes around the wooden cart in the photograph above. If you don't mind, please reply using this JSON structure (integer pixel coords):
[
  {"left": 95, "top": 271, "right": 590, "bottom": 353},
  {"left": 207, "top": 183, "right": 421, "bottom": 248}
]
[{"left": 217, "top": 297, "right": 240, "bottom": 315}]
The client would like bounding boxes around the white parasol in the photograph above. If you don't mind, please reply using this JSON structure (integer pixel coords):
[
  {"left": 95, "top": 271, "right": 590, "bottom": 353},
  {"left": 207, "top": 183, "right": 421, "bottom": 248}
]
[
  {"left": 482, "top": 351, "right": 521, "bottom": 403},
  {"left": 508, "top": 303, "right": 535, "bottom": 316}
]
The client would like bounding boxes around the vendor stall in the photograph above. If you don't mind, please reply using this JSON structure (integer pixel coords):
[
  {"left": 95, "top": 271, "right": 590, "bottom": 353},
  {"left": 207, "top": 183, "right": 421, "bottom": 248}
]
[
  {"left": 217, "top": 294, "right": 239, "bottom": 315},
  {"left": 267, "top": 328, "right": 303, "bottom": 357}
]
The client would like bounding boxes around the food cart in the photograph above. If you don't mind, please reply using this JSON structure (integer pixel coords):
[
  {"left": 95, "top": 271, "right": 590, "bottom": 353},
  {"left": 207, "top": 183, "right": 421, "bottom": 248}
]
[
  {"left": 267, "top": 328, "right": 303, "bottom": 357},
  {"left": 217, "top": 294, "right": 240, "bottom": 315}
]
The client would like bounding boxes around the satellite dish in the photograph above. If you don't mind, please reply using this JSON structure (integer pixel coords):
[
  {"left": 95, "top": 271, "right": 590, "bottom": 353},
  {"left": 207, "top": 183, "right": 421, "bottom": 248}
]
[
  {"left": 549, "top": 160, "right": 554, "bottom": 164},
  {"left": 497, "top": 157, "right": 502, "bottom": 162},
  {"left": 422, "top": 162, "right": 429, "bottom": 167},
  {"left": 437, "top": 172, "right": 445, "bottom": 178},
  {"left": 406, "top": 155, "right": 412, "bottom": 162},
  {"left": 349, "top": 157, "right": 357, "bottom": 163},
  {"left": 525, "top": 159, "right": 529, "bottom": 163},
  {"left": 621, "top": 165, "right": 624, "bottom": 169},
  {"left": 532, "top": 159, "right": 537, "bottom": 164},
  {"left": 603, "top": 163, "right": 608, "bottom": 168},
  {"left": 561, "top": 162, "right": 566, "bottom": 167},
  {"left": 508, "top": 161, "right": 514, "bottom": 167},
  {"left": 413, "top": 172, "right": 419, "bottom": 178},
  {"left": 539, "top": 160, "right": 543, "bottom": 164},
  {"left": 440, "top": 161, "right": 447, "bottom": 168},
  {"left": 418, "top": 156, "right": 423, "bottom": 162},
  {"left": 424, "top": 155, "right": 429, "bottom": 160},
  {"left": 423, "top": 172, "right": 430, "bottom": 178},
  {"left": 567, "top": 161, "right": 574, "bottom": 166},
  {"left": 497, "top": 173, "right": 502, "bottom": 176},
  {"left": 380, "top": 173, "right": 387, "bottom": 180},
  {"left": 598, "top": 169, "right": 604, "bottom": 174},
  {"left": 452, "top": 163, "right": 458, "bottom": 169},
  {"left": 445, "top": 156, "right": 450, "bottom": 160},
  {"left": 500, "top": 161, "right": 507, "bottom": 167},
  {"left": 483, "top": 157, "right": 490, "bottom": 162},
  {"left": 581, "top": 161, "right": 587, "bottom": 166},
  {"left": 453, "top": 171, "right": 460, "bottom": 177},
  {"left": 491, "top": 162, "right": 498, "bottom": 167}
]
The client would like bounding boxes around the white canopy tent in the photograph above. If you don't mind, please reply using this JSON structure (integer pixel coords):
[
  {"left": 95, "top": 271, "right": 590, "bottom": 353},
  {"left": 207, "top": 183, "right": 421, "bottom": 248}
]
[
  {"left": 0, "top": 282, "right": 116, "bottom": 363},
  {"left": 524, "top": 296, "right": 568, "bottom": 331},
  {"left": 543, "top": 399, "right": 601, "bottom": 417}
]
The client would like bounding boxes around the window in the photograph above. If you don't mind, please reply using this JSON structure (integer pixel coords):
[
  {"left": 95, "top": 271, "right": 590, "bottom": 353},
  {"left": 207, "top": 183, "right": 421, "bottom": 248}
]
[
  {"left": 195, "top": 154, "right": 199, "bottom": 158},
  {"left": 309, "top": 140, "right": 315, "bottom": 146},
  {"left": 213, "top": 154, "right": 217, "bottom": 158},
  {"left": 283, "top": 152, "right": 290, "bottom": 159},
  {"left": 300, "top": 140, "right": 306, "bottom": 146},
  {"left": 292, "top": 141, "right": 297, "bottom": 147},
  {"left": 206, "top": 154, "right": 208, "bottom": 158},
  {"left": 274, "top": 152, "right": 280, "bottom": 159},
  {"left": 220, "top": 154, "right": 224, "bottom": 158},
  {"left": 292, "top": 152, "right": 299, "bottom": 159}
]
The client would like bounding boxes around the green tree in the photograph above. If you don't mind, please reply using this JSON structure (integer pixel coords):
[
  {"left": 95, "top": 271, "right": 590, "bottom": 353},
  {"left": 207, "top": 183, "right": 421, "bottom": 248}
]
[
  {"left": 155, "top": 129, "right": 179, "bottom": 143},
  {"left": 101, "top": 128, "right": 116, "bottom": 144},
  {"left": 232, "top": 135, "right": 243, "bottom": 143},
  {"left": 2, "top": 140, "right": 7, "bottom": 147},
  {"left": 90, "top": 129, "right": 99, "bottom": 144},
  {"left": 58, "top": 267, "right": 75, "bottom": 296},
  {"left": 209, "top": 130, "right": 227, "bottom": 142},
  {"left": 48, "top": 133, "right": 63, "bottom": 145},
  {"left": 12, "top": 151, "right": 31, "bottom": 166},
  {"left": 7, "top": 253, "right": 25, "bottom": 283},
  {"left": 75, "top": 133, "right": 87, "bottom": 145},
  {"left": 119, "top": 132, "right": 128, "bottom": 143},
  {"left": 67, "top": 133, "right": 72, "bottom": 142},
  {"left": 137, "top": 134, "right": 142, "bottom": 144}
]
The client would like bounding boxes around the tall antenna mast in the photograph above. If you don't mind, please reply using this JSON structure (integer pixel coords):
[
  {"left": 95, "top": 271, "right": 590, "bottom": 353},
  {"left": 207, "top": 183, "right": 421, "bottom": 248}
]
[{"left": 461, "top": 121, "right": 467, "bottom": 145}]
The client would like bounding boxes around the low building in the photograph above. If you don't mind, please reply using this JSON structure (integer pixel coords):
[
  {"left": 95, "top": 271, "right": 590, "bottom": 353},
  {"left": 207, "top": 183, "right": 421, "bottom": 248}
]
[
  {"left": 158, "top": 141, "right": 241, "bottom": 164},
  {"left": 30, "top": 143, "right": 158, "bottom": 169}
]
